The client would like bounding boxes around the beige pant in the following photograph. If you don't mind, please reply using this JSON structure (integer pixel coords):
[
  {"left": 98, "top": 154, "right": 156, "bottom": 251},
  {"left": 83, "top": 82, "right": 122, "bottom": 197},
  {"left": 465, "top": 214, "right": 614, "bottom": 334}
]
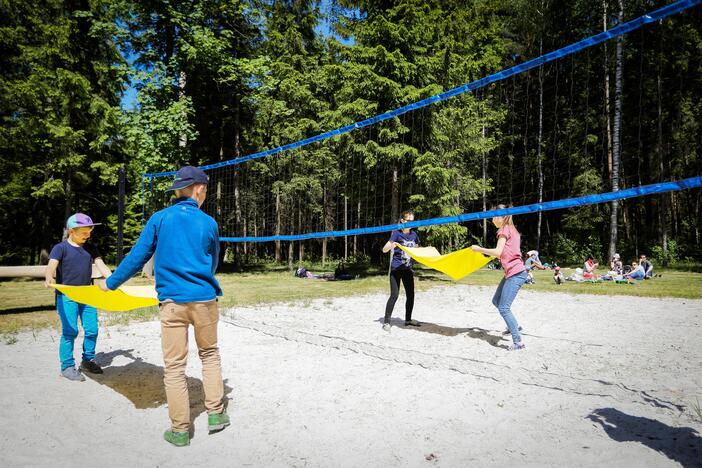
[{"left": 160, "top": 301, "right": 225, "bottom": 432}]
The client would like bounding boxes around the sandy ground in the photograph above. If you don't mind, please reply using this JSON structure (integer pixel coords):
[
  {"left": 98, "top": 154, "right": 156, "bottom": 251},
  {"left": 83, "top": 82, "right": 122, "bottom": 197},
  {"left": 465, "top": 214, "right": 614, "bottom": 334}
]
[{"left": 1, "top": 284, "right": 701, "bottom": 467}]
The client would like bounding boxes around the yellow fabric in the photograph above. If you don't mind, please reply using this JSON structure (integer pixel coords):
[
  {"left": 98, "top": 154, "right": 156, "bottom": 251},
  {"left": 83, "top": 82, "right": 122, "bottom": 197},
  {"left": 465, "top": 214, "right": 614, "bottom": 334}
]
[
  {"left": 398, "top": 245, "right": 492, "bottom": 281},
  {"left": 51, "top": 284, "right": 158, "bottom": 311}
]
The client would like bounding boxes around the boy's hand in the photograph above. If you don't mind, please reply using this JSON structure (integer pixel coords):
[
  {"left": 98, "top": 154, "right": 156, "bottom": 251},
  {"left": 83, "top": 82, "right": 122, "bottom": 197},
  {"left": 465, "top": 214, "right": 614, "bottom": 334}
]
[
  {"left": 470, "top": 245, "right": 482, "bottom": 253},
  {"left": 44, "top": 278, "right": 55, "bottom": 288},
  {"left": 97, "top": 279, "right": 110, "bottom": 292}
]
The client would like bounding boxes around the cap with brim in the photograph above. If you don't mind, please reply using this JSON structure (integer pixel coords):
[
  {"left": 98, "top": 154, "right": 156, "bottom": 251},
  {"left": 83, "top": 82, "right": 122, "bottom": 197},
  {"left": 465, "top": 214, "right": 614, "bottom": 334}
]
[
  {"left": 167, "top": 166, "right": 209, "bottom": 191},
  {"left": 526, "top": 250, "right": 537, "bottom": 256},
  {"left": 67, "top": 213, "right": 101, "bottom": 229}
]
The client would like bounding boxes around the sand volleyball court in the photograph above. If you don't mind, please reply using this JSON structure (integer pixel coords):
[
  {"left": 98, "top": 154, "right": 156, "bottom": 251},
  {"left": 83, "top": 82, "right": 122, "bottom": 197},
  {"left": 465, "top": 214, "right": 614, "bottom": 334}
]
[{"left": 1, "top": 284, "right": 701, "bottom": 467}]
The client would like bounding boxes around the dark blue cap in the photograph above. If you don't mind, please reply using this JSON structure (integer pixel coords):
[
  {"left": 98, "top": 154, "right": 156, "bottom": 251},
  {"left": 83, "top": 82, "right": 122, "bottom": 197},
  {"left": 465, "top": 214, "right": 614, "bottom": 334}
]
[{"left": 167, "top": 166, "right": 209, "bottom": 191}]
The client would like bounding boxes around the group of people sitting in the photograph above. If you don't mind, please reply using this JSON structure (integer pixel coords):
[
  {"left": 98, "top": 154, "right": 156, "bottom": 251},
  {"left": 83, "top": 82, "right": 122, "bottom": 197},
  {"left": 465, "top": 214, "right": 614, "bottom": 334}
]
[
  {"left": 607, "top": 253, "right": 657, "bottom": 281},
  {"left": 521, "top": 249, "right": 659, "bottom": 284}
]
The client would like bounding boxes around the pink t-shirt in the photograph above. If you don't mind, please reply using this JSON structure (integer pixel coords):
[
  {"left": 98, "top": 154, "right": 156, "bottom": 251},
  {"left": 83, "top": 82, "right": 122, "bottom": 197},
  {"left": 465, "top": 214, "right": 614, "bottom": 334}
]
[{"left": 497, "top": 224, "right": 525, "bottom": 278}]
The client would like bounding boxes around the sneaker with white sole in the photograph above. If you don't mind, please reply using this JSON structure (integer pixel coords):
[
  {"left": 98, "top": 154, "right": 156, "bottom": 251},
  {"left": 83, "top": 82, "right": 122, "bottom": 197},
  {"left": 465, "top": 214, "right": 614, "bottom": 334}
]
[
  {"left": 508, "top": 342, "right": 526, "bottom": 351},
  {"left": 208, "top": 411, "right": 231, "bottom": 432},
  {"left": 61, "top": 367, "right": 85, "bottom": 381},
  {"left": 382, "top": 323, "right": 391, "bottom": 332}
]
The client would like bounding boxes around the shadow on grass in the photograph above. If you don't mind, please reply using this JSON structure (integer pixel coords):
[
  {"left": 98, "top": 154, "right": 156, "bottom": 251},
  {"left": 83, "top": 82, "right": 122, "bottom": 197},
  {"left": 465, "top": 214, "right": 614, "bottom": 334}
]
[
  {"left": 377, "top": 317, "right": 507, "bottom": 348},
  {"left": 89, "top": 349, "right": 233, "bottom": 437},
  {"left": 587, "top": 407, "right": 702, "bottom": 467},
  {"left": 0, "top": 305, "right": 54, "bottom": 315}
]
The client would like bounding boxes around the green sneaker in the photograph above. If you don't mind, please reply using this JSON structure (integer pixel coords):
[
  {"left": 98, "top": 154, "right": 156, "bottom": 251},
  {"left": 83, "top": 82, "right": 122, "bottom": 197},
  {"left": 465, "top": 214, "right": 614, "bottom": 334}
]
[
  {"left": 163, "top": 430, "right": 189, "bottom": 447},
  {"left": 208, "top": 411, "right": 230, "bottom": 432}
]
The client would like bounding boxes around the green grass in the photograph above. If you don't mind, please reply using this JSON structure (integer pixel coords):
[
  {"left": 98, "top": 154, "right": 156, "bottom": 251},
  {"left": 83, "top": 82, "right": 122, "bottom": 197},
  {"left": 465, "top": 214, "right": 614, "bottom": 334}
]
[
  {"left": 456, "top": 268, "right": 702, "bottom": 299},
  {"left": 1, "top": 265, "right": 700, "bottom": 336}
]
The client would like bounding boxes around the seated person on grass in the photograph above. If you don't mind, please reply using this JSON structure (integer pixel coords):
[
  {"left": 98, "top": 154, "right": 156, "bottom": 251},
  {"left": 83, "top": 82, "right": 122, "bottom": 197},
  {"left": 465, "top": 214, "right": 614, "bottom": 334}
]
[
  {"left": 610, "top": 253, "right": 623, "bottom": 275},
  {"left": 553, "top": 266, "right": 564, "bottom": 285},
  {"left": 525, "top": 250, "right": 547, "bottom": 271},
  {"left": 624, "top": 261, "right": 645, "bottom": 281},
  {"left": 639, "top": 254, "right": 655, "bottom": 279},
  {"left": 583, "top": 255, "right": 599, "bottom": 279}
]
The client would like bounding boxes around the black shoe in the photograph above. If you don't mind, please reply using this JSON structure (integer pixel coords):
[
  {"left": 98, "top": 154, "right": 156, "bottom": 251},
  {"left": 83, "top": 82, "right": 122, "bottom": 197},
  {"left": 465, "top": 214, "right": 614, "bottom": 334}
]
[
  {"left": 502, "top": 326, "right": 523, "bottom": 336},
  {"left": 80, "top": 360, "right": 103, "bottom": 374},
  {"left": 405, "top": 319, "right": 421, "bottom": 327}
]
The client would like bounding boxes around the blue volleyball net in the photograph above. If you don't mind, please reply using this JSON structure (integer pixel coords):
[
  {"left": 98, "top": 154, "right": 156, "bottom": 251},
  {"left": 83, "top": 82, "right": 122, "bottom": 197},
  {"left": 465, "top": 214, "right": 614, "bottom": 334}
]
[{"left": 142, "top": 0, "right": 702, "bottom": 257}]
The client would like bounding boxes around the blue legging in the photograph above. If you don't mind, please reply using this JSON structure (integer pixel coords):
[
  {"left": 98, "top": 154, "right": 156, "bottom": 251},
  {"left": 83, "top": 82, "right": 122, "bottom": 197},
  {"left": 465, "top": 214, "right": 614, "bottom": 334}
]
[{"left": 56, "top": 294, "right": 99, "bottom": 370}]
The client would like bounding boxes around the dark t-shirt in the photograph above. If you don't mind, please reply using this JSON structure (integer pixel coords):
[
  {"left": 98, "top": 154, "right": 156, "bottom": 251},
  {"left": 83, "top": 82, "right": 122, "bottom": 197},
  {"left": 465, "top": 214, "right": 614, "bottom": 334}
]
[
  {"left": 640, "top": 260, "right": 653, "bottom": 273},
  {"left": 49, "top": 240, "right": 101, "bottom": 287},
  {"left": 389, "top": 230, "right": 420, "bottom": 270}
]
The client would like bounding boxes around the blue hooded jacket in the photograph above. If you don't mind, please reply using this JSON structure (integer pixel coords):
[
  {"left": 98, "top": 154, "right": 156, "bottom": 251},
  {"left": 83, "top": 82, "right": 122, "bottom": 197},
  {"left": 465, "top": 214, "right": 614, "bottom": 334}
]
[{"left": 106, "top": 197, "right": 222, "bottom": 302}]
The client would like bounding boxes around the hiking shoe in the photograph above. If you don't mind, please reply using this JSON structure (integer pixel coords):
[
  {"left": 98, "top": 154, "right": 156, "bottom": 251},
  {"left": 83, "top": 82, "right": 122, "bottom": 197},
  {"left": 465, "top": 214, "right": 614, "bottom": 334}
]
[
  {"left": 502, "top": 326, "right": 523, "bottom": 336},
  {"left": 164, "top": 430, "right": 190, "bottom": 447},
  {"left": 382, "top": 323, "right": 391, "bottom": 333},
  {"left": 208, "top": 411, "right": 231, "bottom": 432},
  {"left": 60, "top": 367, "right": 85, "bottom": 382},
  {"left": 405, "top": 319, "right": 421, "bottom": 327},
  {"left": 80, "top": 360, "right": 103, "bottom": 374},
  {"left": 508, "top": 342, "right": 526, "bottom": 351}
]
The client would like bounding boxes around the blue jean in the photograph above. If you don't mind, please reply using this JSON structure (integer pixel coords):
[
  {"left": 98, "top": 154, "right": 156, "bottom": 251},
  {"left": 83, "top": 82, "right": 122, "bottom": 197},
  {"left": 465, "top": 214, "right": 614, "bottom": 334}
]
[
  {"left": 492, "top": 270, "right": 527, "bottom": 343},
  {"left": 56, "top": 294, "right": 99, "bottom": 370},
  {"left": 628, "top": 270, "right": 644, "bottom": 280}
]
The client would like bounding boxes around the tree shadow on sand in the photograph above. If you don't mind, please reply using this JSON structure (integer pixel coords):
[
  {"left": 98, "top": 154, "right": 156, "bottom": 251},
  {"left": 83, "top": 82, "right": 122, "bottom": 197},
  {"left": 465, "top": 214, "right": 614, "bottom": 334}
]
[
  {"left": 587, "top": 407, "right": 702, "bottom": 467},
  {"left": 377, "top": 317, "right": 508, "bottom": 348},
  {"left": 87, "top": 349, "right": 233, "bottom": 436}
]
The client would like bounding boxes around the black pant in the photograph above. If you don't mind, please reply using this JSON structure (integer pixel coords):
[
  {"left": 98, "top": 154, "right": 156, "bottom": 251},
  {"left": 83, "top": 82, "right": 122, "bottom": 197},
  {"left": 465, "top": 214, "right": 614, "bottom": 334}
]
[{"left": 384, "top": 267, "right": 415, "bottom": 324}]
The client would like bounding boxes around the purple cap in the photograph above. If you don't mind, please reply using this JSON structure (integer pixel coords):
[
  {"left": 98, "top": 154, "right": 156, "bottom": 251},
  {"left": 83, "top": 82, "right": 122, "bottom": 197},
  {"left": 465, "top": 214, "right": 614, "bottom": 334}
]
[
  {"left": 167, "top": 166, "right": 209, "bottom": 191},
  {"left": 66, "top": 213, "right": 101, "bottom": 229}
]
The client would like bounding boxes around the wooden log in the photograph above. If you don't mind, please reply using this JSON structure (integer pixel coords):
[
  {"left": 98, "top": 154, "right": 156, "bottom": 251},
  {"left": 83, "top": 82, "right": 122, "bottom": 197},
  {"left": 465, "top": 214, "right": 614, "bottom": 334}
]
[{"left": 0, "top": 265, "right": 104, "bottom": 279}]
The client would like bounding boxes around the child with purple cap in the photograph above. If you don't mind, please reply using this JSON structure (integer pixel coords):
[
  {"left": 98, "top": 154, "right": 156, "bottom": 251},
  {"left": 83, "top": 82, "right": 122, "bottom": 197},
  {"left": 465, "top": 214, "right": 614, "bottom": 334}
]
[{"left": 45, "top": 213, "right": 112, "bottom": 381}]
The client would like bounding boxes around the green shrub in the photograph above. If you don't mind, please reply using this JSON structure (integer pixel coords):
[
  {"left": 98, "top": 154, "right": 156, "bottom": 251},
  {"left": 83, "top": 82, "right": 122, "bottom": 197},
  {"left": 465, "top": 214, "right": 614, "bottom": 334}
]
[{"left": 651, "top": 239, "right": 679, "bottom": 266}]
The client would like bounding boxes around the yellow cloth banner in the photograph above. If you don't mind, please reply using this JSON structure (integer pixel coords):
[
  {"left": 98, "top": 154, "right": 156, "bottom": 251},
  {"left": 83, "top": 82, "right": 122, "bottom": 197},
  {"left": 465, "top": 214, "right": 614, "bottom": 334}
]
[
  {"left": 51, "top": 284, "right": 158, "bottom": 311},
  {"left": 398, "top": 246, "right": 492, "bottom": 281}
]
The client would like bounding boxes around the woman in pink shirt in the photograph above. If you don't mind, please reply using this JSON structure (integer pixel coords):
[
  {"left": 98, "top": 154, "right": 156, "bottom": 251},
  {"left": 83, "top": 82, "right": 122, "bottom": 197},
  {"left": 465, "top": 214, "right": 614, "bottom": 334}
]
[{"left": 471, "top": 205, "right": 527, "bottom": 350}]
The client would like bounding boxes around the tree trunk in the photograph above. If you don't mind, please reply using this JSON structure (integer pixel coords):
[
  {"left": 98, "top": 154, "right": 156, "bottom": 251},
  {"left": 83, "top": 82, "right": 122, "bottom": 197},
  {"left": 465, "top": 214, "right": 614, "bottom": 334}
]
[
  {"left": 482, "top": 125, "right": 487, "bottom": 244},
  {"left": 354, "top": 201, "right": 360, "bottom": 256},
  {"left": 603, "top": 1, "right": 613, "bottom": 180},
  {"left": 233, "top": 170, "right": 242, "bottom": 271},
  {"left": 536, "top": 38, "right": 544, "bottom": 251},
  {"left": 275, "top": 191, "right": 281, "bottom": 262},
  {"left": 298, "top": 204, "right": 304, "bottom": 264},
  {"left": 64, "top": 171, "right": 72, "bottom": 227},
  {"left": 344, "top": 196, "right": 348, "bottom": 261},
  {"left": 656, "top": 55, "right": 669, "bottom": 265},
  {"left": 608, "top": 0, "right": 624, "bottom": 263},
  {"left": 287, "top": 241, "right": 293, "bottom": 272},
  {"left": 391, "top": 166, "right": 399, "bottom": 222},
  {"left": 179, "top": 71, "right": 188, "bottom": 149},
  {"left": 322, "top": 186, "right": 327, "bottom": 266}
]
